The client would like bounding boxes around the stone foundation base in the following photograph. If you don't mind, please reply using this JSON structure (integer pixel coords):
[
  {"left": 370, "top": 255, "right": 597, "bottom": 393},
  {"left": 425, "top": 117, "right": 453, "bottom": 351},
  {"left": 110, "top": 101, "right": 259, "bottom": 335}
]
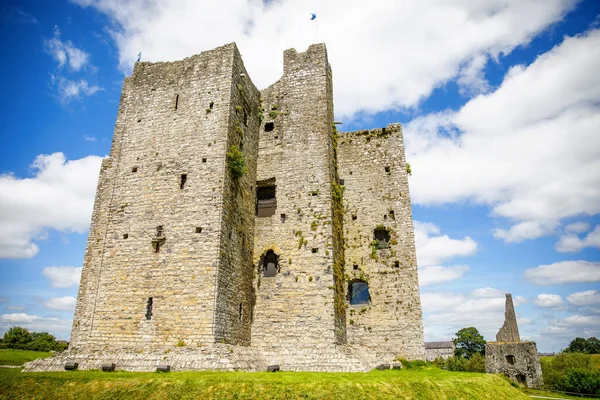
[
  {"left": 485, "top": 341, "right": 543, "bottom": 388},
  {"left": 23, "top": 344, "right": 393, "bottom": 373}
]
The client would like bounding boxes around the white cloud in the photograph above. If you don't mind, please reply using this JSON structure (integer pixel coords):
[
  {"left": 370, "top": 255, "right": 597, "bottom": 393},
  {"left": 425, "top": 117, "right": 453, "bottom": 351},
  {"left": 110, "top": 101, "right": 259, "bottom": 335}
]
[
  {"left": 414, "top": 221, "right": 477, "bottom": 266},
  {"left": 0, "top": 313, "right": 72, "bottom": 339},
  {"left": 44, "top": 26, "right": 89, "bottom": 71},
  {"left": 83, "top": 135, "right": 97, "bottom": 142},
  {"left": 567, "top": 290, "right": 600, "bottom": 306},
  {"left": 471, "top": 287, "right": 505, "bottom": 298},
  {"left": 405, "top": 30, "right": 600, "bottom": 242},
  {"left": 556, "top": 225, "right": 600, "bottom": 252},
  {"left": 72, "top": 0, "right": 577, "bottom": 117},
  {"left": 457, "top": 53, "right": 490, "bottom": 96},
  {"left": 524, "top": 260, "right": 600, "bottom": 285},
  {"left": 565, "top": 221, "right": 591, "bottom": 234},
  {"left": 50, "top": 75, "right": 102, "bottom": 104},
  {"left": 494, "top": 220, "right": 558, "bottom": 243},
  {"left": 41, "top": 296, "right": 77, "bottom": 311},
  {"left": 0, "top": 153, "right": 103, "bottom": 259},
  {"left": 42, "top": 266, "right": 82, "bottom": 288},
  {"left": 561, "top": 315, "right": 600, "bottom": 326},
  {"left": 534, "top": 293, "right": 564, "bottom": 308},
  {"left": 419, "top": 265, "right": 469, "bottom": 287}
]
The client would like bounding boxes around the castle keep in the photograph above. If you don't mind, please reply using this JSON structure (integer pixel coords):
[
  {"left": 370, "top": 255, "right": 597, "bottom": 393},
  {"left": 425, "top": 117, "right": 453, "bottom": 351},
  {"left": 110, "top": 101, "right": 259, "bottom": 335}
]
[{"left": 26, "top": 43, "right": 425, "bottom": 372}]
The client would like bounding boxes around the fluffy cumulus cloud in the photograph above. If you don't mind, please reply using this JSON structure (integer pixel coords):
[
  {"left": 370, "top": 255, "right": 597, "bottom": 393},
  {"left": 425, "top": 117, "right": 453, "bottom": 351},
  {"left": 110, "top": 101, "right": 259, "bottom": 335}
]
[
  {"left": 421, "top": 289, "right": 527, "bottom": 341},
  {"left": 41, "top": 296, "right": 77, "bottom": 311},
  {"left": 42, "top": 266, "right": 83, "bottom": 288},
  {"left": 0, "top": 153, "right": 103, "bottom": 259},
  {"left": 0, "top": 313, "right": 72, "bottom": 339},
  {"left": 50, "top": 75, "right": 102, "bottom": 104},
  {"left": 72, "top": 0, "right": 578, "bottom": 117},
  {"left": 405, "top": 30, "right": 600, "bottom": 242},
  {"left": 555, "top": 225, "right": 600, "bottom": 252},
  {"left": 567, "top": 290, "right": 600, "bottom": 306},
  {"left": 534, "top": 294, "right": 564, "bottom": 309},
  {"left": 414, "top": 221, "right": 476, "bottom": 286},
  {"left": 43, "top": 26, "right": 100, "bottom": 103},
  {"left": 44, "top": 26, "right": 90, "bottom": 71},
  {"left": 524, "top": 260, "right": 600, "bottom": 285}
]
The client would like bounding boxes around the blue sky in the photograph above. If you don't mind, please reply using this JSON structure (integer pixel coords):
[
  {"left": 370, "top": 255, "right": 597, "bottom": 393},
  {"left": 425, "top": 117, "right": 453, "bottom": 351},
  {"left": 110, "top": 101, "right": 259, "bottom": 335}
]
[{"left": 0, "top": 0, "right": 599, "bottom": 353}]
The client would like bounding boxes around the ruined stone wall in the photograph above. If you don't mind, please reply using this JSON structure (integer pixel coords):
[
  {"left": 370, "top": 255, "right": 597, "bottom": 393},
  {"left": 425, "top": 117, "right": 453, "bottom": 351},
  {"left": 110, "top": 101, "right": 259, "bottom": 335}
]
[
  {"left": 337, "top": 125, "right": 425, "bottom": 359},
  {"left": 486, "top": 342, "right": 543, "bottom": 388},
  {"left": 70, "top": 44, "right": 250, "bottom": 350},
  {"left": 252, "top": 44, "right": 342, "bottom": 355}
]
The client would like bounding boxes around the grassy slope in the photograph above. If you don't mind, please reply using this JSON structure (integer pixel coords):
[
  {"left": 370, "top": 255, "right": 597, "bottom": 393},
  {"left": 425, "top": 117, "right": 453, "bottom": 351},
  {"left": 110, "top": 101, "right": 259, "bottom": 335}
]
[
  {"left": 0, "top": 368, "right": 528, "bottom": 400},
  {"left": 0, "top": 349, "right": 51, "bottom": 366}
]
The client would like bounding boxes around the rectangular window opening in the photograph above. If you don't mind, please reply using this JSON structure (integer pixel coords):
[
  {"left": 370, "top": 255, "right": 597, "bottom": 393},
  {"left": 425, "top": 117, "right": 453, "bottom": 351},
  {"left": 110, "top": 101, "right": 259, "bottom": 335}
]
[
  {"left": 353, "top": 263, "right": 359, "bottom": 270},
  {"left": 123, "top": 233, "right": 129, "bottom": 239},
  {"left": 195, "top": 227, "right": 202, "bottom": 233},
  {"left": 202, "top": 157, "right": 207, "bottom": 163},
  {"left": 256, "top": 179, "right": 277, "bottom": 217},
  {"left": 180, "top": 173, "right": 187, "bottom": 189},
  {"left": 311, "top": 248, "right": 318, "bottom": 253},
  {"left": 385, "top": 166, "right": 390, "bottom": 173},
  {"left": 132, "top": 166, "right": 138, "bottom": 173},
  {"left": 264, "top": 122, "right": 274, "bottom": 132},
  {"left": 280, "top": 213, "right": 286, "bottom": 223}
]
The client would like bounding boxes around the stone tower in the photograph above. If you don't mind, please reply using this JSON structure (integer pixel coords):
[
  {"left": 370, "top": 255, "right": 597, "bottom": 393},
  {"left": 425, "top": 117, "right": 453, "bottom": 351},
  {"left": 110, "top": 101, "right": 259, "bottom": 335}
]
[
  {"left": 69, "top": 43, "right": 261, "bottom": 350},
  {"left": 25, "top": 43, "right": 425, "bottom": 372}
]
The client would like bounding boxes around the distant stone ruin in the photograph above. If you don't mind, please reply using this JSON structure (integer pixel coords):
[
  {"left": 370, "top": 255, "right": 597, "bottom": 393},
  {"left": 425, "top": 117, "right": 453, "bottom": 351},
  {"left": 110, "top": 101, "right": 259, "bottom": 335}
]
[{"left": 485, "top": 294, "right": 543, "bottom": 388}]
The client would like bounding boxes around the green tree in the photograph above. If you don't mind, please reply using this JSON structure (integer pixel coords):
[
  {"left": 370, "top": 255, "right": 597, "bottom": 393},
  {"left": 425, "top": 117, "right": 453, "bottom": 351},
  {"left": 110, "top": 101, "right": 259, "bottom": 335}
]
[
  {"left": 1, "top": 327, "right": 32, "bottom": 349},
  {"left": 565, "top": 337, "right": 600, "bottom": 354},
  {"left": 565, "top": 337, "right": 588, "bottom": 353},
  {"left": 453, "top": 327, "right": 486, "bottom": 359},
  {"left": 27, "top": 332, "right": 65, "bottom": 351}
]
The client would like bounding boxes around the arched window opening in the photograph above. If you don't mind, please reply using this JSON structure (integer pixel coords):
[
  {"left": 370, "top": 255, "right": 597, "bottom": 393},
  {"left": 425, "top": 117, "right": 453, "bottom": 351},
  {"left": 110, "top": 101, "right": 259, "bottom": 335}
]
[
  {"left": 506, "top": 355, "right": 516, "bottom": 365},
  {"left": 374, "top": 227, "right": 390, "bottom": 249},
  {"left": 263, "top": 250, "right": 279, "bottom": 277},
  {"left": 348, "top": 280, "right": 370, "bottom": 305}
]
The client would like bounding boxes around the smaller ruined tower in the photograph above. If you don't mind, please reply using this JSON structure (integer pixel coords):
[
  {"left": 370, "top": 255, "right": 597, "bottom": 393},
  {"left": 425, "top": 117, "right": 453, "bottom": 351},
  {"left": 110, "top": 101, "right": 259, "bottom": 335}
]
[{"left": 486, "top": 294, "right": 543, "bottom": 388}]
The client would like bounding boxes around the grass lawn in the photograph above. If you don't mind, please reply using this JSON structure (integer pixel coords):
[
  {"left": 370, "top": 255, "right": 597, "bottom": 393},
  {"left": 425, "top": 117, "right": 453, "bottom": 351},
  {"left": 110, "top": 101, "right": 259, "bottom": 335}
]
[
  {"left": 0, "top": 349, "right": 51, "bottom": 366},
  {"left": 0, "top": 367, "right": 529, "bottom": 400}
]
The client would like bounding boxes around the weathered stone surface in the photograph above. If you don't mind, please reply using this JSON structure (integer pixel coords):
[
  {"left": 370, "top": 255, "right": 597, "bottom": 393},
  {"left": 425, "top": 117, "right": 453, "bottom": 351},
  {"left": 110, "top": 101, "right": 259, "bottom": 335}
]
[
  {"left": 496, "top": 294, "right": 520, "bottom": 342},
  {"left": 26, "top": 42, "right": 425, "bottom": 372},
  {"left": 485, "top": 342, "right": 543, "bottom": 388}
]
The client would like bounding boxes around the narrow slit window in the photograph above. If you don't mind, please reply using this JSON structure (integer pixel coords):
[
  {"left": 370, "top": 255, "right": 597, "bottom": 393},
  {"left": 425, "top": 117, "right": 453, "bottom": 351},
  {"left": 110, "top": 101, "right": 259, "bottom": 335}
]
[
  {"left": 146, "top": 297, "right": 153, "bottom": 320},
  {"left": 174, "top": 94, "right": 179, "bottom": 110},
  {"left": 243, "top": 110, "right": 248, "bottom": 127},
  {"left": 352, "top": 214, "right": 357, "bottom": 221},
  {"left": 154, "top": 241, "right": 161, "bottom": 253},
  {"left": 239, "top": 303, "right": 243, "bottom": 320},
  {"left": 264, "top": 122, "right": 274, "bottom": 132},
  {"left": 389, "top": 210, "right": 395, "bottom": 220},
  {"left": 385, "top": 166, "right": 390, "bottom": 173},
  {"left": 180, "top": 174, "right": 187, "bottom": 189},
  {"left": 280, "top": 214, "right": 286, "bottom": 223}
]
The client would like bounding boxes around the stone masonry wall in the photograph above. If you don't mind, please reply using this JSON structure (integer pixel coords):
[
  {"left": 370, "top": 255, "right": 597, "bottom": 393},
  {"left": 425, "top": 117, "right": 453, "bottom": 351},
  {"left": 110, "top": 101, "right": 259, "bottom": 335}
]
[
  {"left": 252, "top": 44, "right": 341, "bottom": 356},
  {"left": 70, "top": 43, "right": 246, "bottom": 350},
  {"left": 212, "top": 46, "right": 261, "bottom": 346},
  {"left": 337, "top": 125, "right": 425, "bottom": 359},
  {"left": 486, "top": 342, "right": 543, "bottom": 388}
]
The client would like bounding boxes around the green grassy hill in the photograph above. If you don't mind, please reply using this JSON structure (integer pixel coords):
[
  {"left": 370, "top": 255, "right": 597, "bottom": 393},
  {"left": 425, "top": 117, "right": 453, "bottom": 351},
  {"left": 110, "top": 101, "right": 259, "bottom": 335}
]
[
  {"left": 0, "top": 349, "right": 51, "bottom": 366},
  {"left": 0, "top": 367, "right": 528, "bottom": 400}
]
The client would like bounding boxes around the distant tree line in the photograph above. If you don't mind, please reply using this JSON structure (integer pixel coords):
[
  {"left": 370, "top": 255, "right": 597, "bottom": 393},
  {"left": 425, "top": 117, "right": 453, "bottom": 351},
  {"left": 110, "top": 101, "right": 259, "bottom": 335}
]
[
  {"left": 564, "top": 337, "right": 600, "bottom": 355},
  {"left": 0, "top": 327, "right": 68, "bottom": 352}
]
